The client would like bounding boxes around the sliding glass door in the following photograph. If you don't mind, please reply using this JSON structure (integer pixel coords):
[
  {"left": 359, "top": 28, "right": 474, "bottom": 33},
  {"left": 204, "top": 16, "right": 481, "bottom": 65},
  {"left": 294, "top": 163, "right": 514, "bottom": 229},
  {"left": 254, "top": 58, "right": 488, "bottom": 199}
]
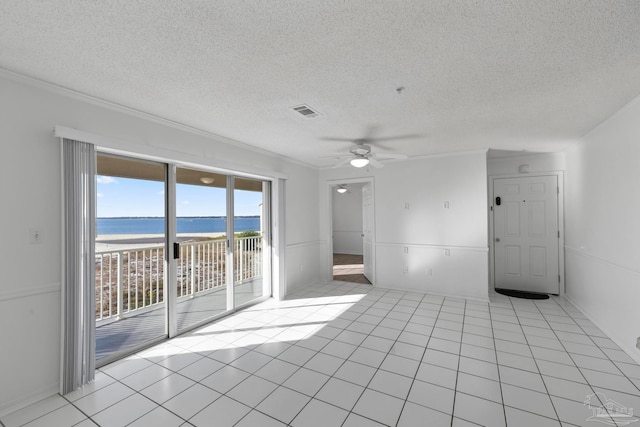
[
  {"left": 95, "top": 154, "right": 168, "bottom": 364},
  {"left": 175, "top": 167, "right": 229, "bottom": 332},
  {"left": 94, "top": 154, "right": 272, "bottom": 364},
  {"left": 234, "top": 177, "right": 270, "bottom": 307}
]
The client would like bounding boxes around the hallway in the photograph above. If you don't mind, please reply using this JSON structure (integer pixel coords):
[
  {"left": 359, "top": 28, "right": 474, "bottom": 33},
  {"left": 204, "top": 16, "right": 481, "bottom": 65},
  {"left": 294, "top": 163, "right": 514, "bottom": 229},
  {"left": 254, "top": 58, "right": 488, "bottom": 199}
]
[{"left": 333, "top": 253, "right": 371, "bottom": 285}]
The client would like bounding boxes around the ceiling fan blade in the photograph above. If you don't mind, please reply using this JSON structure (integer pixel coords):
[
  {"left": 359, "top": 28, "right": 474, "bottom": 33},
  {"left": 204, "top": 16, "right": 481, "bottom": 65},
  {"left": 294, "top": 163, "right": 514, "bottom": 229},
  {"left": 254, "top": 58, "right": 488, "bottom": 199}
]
[
  {"left": 332, "top": 157, "right": 353, "bottom": 168},
  {"left": 319, "top": 154, "right": 351, "bottom": 159},
  {"left": 369, "top": 135, "right": 423, "bottom": 150},
  {"left": 369, "top": 133, "right": 422, "bottom": 143},
  {"left": 320, "top": 137, "right": 357, "bottom": 142},
  {"left": 368, "top": 157, "right": 384, "bottom": 168},
  {"left": 373, "top": 153, "right": 408, "bottom": 160}
]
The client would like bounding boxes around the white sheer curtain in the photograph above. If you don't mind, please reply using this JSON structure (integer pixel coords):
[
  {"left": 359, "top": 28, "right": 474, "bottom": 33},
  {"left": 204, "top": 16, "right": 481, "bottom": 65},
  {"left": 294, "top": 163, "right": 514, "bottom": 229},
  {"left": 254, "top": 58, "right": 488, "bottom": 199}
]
[{"left": 61, "top": 138, "right": 96, "bottom": 394}]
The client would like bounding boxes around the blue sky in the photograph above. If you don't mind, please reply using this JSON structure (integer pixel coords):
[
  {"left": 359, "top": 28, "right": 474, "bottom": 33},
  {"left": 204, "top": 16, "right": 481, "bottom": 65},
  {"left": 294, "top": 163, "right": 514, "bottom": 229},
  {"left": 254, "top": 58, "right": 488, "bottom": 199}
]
[{"left": 97, "top": 176, "right": 262, "bottom": 217}]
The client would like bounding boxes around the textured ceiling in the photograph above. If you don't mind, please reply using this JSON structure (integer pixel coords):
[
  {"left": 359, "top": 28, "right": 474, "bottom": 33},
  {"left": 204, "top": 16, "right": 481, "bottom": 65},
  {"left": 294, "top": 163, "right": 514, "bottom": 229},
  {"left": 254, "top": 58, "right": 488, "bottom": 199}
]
[{"left": 2, "top": 1, "right": 640, "bottom": 167}]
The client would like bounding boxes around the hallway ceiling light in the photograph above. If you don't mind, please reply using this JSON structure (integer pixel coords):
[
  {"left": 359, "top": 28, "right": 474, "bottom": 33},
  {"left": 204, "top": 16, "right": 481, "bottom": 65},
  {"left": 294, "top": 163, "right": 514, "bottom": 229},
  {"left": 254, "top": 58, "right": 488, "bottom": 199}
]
[
  {"left": 200, "top": 176, "right": 215, "bottom": 184},
  {"left": 337, "top": 185, "right": 347, "bottom": 194},
  {"left": 350, "top": 155, "right": 369, "bottom": 168}
]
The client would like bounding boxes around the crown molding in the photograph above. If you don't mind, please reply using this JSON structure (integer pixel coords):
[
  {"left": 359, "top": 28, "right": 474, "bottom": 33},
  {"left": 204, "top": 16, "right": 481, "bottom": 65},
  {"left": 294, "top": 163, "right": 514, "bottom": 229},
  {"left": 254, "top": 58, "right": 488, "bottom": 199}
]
[{"left": 0, "top": 67, "right": 316, "bottom": 169}]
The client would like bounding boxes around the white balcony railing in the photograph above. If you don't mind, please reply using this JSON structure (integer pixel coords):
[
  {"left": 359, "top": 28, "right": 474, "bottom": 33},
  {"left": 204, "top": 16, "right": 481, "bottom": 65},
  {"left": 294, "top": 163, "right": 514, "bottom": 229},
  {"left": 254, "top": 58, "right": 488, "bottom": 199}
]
[{"left": 95, "top": 235, "right": 262, "bottom": 323}]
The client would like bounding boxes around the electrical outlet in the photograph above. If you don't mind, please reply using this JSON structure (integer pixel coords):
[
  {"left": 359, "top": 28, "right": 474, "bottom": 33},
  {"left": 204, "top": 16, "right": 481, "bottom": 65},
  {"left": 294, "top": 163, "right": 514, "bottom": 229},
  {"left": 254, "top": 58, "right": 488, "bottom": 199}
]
[
  {"left": 403, "top": 247, "right": 409, "bottom": 254},
  {"left": 444, "top": 201, "right": 450, "bottom": 209},
  {"left": 444, "top": 249, "right": 450, "bottom": 256},
  {"left": 404, "top": 202, "right": 410, "bottom": 209}
]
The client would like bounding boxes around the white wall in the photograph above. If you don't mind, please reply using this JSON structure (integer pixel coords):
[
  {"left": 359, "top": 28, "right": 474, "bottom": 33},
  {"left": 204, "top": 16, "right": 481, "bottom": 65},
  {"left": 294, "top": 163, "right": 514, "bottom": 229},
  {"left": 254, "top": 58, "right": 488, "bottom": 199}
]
[
  {"left": 320, "top": 151, "right": 489, "bottom": 300},
  {"left": 0, "top": 73, "right": 321, "bottom": 415},
  {"left": 332, "top": 184, "right": 363, "bottom": 255},
  {"left": 284, "top": 174, "right": 325, "bottom": 294},
  {"left": 487, "top": 151, "right": 565, "bottom": 176},
  {"left": 564, "top": 94, "right": 640, "bottom": 363}
]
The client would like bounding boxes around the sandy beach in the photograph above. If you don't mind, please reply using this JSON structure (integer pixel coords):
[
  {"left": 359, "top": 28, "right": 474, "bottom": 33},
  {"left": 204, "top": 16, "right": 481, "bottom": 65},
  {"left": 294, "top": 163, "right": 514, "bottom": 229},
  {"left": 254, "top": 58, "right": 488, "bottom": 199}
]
[{"left": 96, "top": 232, "right": 226, "bottom": 252}]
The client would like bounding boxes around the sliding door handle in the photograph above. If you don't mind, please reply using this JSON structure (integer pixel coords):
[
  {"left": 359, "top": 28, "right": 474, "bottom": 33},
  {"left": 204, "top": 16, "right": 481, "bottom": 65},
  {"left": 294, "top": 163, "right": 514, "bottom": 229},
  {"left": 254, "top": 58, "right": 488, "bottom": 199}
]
[{"left": 173, "top": 242, "right": 180, "bottom": 259}]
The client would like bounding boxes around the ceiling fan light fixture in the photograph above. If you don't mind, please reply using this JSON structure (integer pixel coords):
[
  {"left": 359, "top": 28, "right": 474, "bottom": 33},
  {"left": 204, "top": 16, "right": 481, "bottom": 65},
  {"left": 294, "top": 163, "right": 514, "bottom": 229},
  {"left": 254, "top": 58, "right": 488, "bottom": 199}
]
[{"left": 350, "top": 156, "right": 369, "bottom": 168}]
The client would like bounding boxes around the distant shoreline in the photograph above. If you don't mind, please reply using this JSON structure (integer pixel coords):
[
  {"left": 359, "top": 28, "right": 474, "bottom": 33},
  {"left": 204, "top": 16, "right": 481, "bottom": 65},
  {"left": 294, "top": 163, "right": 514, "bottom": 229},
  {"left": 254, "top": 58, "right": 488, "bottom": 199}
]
[
  {"left": 97, "top": 215, "right": 259, "bottom": 219},
  {"left": 97, "top": 232, "right": 227, "bottom": 241},
  {"left": 97, "top": 216, "right": 261, "bottom": 236},
  {"left": 96, "top": 232, "right": 232, "bottom": 252}
]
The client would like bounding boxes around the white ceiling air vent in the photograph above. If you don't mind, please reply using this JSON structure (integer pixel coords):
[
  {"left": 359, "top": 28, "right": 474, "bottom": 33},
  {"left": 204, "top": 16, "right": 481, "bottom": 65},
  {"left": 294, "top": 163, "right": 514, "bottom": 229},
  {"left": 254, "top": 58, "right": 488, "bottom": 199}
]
[{"left": 292, "top": 104, "right": 320, "bottom": 118}]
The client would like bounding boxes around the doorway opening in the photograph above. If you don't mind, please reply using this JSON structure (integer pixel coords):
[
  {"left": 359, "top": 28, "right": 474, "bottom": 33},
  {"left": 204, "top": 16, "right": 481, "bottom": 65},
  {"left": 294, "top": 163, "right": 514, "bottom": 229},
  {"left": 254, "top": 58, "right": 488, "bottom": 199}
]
[
  {"left": 333, "top": 254, "right": 370, "bottom": 284},
  {"left": 331, "top": 182, "right": 372, "bottom": 284}
]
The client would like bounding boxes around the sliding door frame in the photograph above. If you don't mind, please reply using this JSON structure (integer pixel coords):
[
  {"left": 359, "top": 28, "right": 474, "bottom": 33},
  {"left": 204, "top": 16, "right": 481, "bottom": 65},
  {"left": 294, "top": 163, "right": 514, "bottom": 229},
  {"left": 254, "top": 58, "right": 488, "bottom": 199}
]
[
  {"left": 166, "top": 164, "right": 178, "bottom": 338},
  {"left": 55, "top": 126, "right": 285, "bottom": 388},
  {"left": 53, "top": 125, "right": 289, "bottom": 300},
  {"left": 226, "top": 176, "right": 235, "bottom": 312},
  {"left": 93, "top": 153, "right": 170, "bottom": 368},
  {"left": 93, "top": 151, "right": 276, "bottom": 345}
]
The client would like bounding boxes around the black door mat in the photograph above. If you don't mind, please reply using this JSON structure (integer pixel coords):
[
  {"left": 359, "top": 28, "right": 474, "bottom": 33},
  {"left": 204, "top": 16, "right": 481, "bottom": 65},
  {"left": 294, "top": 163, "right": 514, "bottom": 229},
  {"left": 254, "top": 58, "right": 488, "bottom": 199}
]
[{"left": 495, "top": 288, "right": 550, "bottom": 300}]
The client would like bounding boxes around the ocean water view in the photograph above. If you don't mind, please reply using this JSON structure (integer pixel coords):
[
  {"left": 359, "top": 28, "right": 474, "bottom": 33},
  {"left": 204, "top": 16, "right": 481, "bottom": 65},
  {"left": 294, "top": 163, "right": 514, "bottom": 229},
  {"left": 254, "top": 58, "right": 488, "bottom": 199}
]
[{"left": 97, "top": 216, "right": 260, "bottom": 235}]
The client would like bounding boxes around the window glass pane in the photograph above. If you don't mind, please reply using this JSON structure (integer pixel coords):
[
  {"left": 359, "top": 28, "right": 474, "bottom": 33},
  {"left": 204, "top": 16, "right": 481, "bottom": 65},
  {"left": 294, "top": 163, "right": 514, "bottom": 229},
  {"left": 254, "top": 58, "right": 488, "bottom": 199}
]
[
  {"left": 234, "top": 177, "right": 268, "bottom": 306},
  {"left": 95, "top": 154, "right": 166, "bottom": 364},
  {"left": 175, "top": 167, "right": 228, "bottom": 332}
]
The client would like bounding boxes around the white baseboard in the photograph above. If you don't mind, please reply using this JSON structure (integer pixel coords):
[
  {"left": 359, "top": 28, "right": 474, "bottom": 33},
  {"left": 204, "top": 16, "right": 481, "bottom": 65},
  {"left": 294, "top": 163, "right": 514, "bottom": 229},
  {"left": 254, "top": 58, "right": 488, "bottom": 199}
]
[
  {"left": 374, "top": 281, "right": 490, "bottom": 303},
  {"left": 0, "top": 383, "right": 59, "bottom": 418},
  {"left": 565, "top": 295, "right": 640, "bottom": 366},
  {"left": 563, "top": 247, "right": 640, "bottom": 366}
]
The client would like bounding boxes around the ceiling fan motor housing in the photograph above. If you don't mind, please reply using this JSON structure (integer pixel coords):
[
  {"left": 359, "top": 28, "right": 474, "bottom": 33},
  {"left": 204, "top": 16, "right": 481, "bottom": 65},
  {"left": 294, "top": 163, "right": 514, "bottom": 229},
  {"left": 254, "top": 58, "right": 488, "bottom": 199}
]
[{"left": 350, "top": 144, "right": 371, "bottom": 156}]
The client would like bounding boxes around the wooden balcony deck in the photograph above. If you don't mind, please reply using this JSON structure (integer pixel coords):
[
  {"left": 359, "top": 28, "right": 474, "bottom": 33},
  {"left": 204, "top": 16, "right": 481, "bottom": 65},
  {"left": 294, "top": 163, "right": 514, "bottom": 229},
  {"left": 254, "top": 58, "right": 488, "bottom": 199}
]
[{"left": 96, "top": 280, "right": 263, "bottom": 362}]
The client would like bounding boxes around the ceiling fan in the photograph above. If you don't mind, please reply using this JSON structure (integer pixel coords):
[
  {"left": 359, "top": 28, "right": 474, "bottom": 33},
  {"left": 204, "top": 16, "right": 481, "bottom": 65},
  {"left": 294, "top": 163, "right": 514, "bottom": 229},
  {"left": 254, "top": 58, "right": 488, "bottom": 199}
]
[{"left": 322, "top": 132, "right": 416, "bottom": 168}]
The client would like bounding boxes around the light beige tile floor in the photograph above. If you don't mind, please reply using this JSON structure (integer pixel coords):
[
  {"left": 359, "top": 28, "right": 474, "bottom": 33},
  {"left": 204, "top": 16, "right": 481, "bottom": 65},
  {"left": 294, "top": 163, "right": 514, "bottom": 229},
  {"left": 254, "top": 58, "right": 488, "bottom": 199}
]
[{"left": 3, "top": 281, "right": 640, "bottom": 426}]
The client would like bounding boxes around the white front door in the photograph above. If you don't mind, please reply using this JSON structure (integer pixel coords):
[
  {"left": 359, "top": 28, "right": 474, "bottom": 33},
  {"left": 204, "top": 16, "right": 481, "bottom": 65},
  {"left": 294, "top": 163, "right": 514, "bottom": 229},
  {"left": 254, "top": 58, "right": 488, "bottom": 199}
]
[
  {"left": 362, "top": 183, "right": 374, "bottom": 283},
  {"left": 493, "top": 175, "right": 560, "bottom": 294}
]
